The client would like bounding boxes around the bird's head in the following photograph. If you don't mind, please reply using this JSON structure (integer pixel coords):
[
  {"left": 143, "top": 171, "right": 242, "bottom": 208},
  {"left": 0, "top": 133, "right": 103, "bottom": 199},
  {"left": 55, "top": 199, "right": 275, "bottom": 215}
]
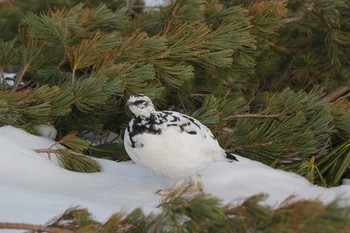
[{"left": 126, "top": 94, "right": 156, "bottom": 117}]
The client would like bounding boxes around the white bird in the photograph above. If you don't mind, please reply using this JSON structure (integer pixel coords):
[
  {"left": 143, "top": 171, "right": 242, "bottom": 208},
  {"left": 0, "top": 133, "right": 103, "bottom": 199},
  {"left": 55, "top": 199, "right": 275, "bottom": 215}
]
[{"left": 124, "top": 94, "right": 238, "bottom": 195}]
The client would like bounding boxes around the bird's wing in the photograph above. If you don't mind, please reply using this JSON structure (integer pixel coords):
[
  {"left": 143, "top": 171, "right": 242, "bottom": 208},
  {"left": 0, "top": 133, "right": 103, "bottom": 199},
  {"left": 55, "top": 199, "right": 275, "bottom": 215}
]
[
  {"left": 158, "top": 111, "right": 227, "bottom": 161},
  {"left": 159, "top": 111, "right": 215, "bottom": 139},
  {"left": 125, "top": 110, "right": 227, "bottom": 160}
]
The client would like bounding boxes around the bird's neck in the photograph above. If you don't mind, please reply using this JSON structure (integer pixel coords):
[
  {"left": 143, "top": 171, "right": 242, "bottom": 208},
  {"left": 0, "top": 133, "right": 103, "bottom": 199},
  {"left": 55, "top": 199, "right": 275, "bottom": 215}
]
[{"left": 133, "top": 110, "right": 157, "bottom": 119}]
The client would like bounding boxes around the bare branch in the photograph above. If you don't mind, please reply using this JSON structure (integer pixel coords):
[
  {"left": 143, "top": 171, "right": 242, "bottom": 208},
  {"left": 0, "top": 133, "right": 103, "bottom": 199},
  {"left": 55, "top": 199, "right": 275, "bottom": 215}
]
[
  {"left": 0, "top": 222, "right": 71, "bottom": 233},
  {"left": 225, "top": 113, "right": 280, "bottom": 120},
  {"left": 339, "top": 91, "right": 350, "bottom": 100},
  {"left": 0, "top": 0, "right": 10, "bottom": 4},
  {"left": 190, "top": 93, "right": 211, "bottom": 97},
  {"left": 11, "top": 63, "right": 30, "bottom": 92},
  {"left": 324, "top": 86, "right": 350, "bottom": 102},
  {"left": 34, "top": 148, "right": 57, "bottom": 153}
]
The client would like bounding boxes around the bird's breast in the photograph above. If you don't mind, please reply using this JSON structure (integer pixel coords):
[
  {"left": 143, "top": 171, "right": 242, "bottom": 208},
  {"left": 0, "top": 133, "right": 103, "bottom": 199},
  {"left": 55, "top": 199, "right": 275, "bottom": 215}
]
[{"left": 124, "top": 127, "right": 223, "bottom": 179}]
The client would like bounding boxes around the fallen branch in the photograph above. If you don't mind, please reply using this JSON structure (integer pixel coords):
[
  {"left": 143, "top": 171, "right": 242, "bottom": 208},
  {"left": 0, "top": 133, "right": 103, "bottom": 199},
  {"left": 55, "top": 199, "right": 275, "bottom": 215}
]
[
  {"left": 0, "top": 222, "right": 71, "bottom": 233},
  {"left": 0, "top": 0, "right": 10, "bottom": 4},
  {"left": 338, "top": 91, "right": 350, "bottom": 101},
  {"left": 34, "top": 148, "right": 58, "bottom": 160},
  {"left": 34, "top": 148, "right": 57, "bottom": 154},
  {"left": 324, "top": 86, "right": 350, "bottom": 102}
]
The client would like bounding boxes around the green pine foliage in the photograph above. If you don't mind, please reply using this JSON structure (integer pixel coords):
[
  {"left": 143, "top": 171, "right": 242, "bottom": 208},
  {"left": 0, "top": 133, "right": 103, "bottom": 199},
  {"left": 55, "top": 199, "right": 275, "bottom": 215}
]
[
  {"left": 228, "top": 89, "right": 335, "bottom": 183},
  {"left": 0, "top": 0, "right": 349, "bottom": 185},
  {"left": 34, "top": 133, "right": 101, "bottom": 172},
  {"left": 223, "top": 0, "right": 350, "bottom": 92},
  {"left": 4, "top": 194, "right": 349, "bottom": 232},
  {"left": 0, "top": 0, "right": 350, "bottom": 229},
  {"left": 0, "top": 0, "right": 126, "bottom": 41}
]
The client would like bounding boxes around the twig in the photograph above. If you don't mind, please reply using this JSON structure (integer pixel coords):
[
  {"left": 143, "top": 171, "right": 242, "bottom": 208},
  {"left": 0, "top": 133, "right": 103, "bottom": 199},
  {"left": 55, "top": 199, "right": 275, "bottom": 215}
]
[
  {"left": 225, "top": 113, "right": 280, "bottom": 120},
  {"left": 324, "top": 86, "right": 350, "bottom": 102},
  {"left": 224, "top": 88, "right": 231, "bottom": 101},
  {"left": 34, "top": 148, "right": 57, "bottom": 153},
  {"left": 338, "top": 91, "right": 350, "bottom": 101},
  {"left": 279, "top": 194, "right": 297, "bottom": 207},
  {"left": 190, "top": 93, "right": 211, "bottom": 97},
  {"left": 314, "top": 138, "right": 331, "bottom": 160},
  {"left": 0, "top": 0, "right": 10, "bottom": 4},
  {"left": 34, "top": 148, "right": 61, "bottom": 160},
  {"left": 57, "top": 48, "right": 68, "bottom": 69},
  {"left": 171, "top": 4, "right": 182, "bottom": 19},
  {"left": 35, "top": 139, "right": 60, "bottom": 152},
  {"left": 11, "top": 63, "right": 30, "bottom": 92},
  {"left": 71, "top": 67, "right": 77, "bottom": 85},
  {"left": 0, "top": 222, "right": 71, "bottom": 233}
]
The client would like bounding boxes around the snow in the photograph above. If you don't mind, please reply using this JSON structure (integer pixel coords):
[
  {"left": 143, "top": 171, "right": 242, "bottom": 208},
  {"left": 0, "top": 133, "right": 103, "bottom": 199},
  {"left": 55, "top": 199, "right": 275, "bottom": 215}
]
[
  {"left": 0, "top": 73, "right": 16, "bottom": 86},
  {"left": 1, "top": 125, "right": 350, "bottom": 231},
  {"left": 144, "top": 0, "right": 168, "bottom": 8},
  {"left": 35, "top": 124, "right": 57, "bottom": 140}
]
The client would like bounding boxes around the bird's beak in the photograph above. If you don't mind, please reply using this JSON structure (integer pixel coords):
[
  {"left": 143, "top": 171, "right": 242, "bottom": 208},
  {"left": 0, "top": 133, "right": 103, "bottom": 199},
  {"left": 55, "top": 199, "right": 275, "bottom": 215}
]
[{"left": 125, "top": 101, "right": 133, "bottom": 107}]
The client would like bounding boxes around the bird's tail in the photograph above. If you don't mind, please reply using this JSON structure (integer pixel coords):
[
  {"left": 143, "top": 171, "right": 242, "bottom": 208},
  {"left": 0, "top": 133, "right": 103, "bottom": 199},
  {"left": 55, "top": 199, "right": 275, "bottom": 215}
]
[{"left": 226, "top": 152, "right": 238, "bottom": 162}]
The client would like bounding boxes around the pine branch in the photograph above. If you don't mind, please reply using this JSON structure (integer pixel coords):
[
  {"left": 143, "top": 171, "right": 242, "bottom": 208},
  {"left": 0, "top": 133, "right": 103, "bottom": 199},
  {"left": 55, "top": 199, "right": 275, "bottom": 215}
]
[
  {"left": 34, "top": 133, "right": 100, "bottom": 173},
  {"left": 228, "top": 88, "right": 334, "bottom": 184},
  {"left": 35, "top": 148, "right": 100, "bottom": 173},
  {"left": 4, "top": 194, "right": 350, "bottom": 232},
  {"left": 0, "top": 222, "right": 71, "bottom": 233}
]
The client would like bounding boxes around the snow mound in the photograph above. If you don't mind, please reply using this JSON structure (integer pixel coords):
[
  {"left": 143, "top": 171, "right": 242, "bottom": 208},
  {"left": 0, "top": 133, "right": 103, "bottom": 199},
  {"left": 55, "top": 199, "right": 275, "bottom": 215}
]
[{"left": 0, "top": 126, "right": 349, "bottom": 226}]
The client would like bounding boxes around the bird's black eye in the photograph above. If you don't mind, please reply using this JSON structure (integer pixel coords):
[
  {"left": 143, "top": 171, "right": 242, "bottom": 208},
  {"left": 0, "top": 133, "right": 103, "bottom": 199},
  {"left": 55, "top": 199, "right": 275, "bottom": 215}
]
[
  {"left": 132, "top": 94, "right": 144, "bottom": 98},
  {"left": 134, "top": 100, "right": 148, "bottom": 108},
  {"left": 134, "top": 100, "right": 145, "bottom": 105}
]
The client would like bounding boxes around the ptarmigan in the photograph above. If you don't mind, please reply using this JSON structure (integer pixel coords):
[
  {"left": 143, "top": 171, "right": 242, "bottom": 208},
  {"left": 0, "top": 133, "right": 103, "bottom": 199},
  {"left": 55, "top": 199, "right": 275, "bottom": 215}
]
[{"left": 124, "top": 94, "right": 238, "bottom": 195}]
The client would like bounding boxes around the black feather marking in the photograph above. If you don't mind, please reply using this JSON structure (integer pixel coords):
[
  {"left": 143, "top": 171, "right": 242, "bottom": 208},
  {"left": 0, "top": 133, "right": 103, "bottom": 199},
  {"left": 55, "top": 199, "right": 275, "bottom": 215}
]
[
  {"left": 128, "top": 111, "right": 204, "bottom": 148},
  {"left": 182, "top": 115, "right": 201, "bottom": 129},
  {"left": 226, "top": 152, "right": 239, "bottom": 162},
  {"left": 186, "top": 130, "right": 197, "bottom": 135},
  {"left": 170, "top": 116, "right": 180, "bottom": 122},
  {"left": 133, "top": 100, "right": 145, "bottom": 106},
  {"left": 179, "top": 123, "right": 186, "bottom": 132},
  {"left": 159, "top": 113, "right": 169, "bottom": 121},
  {"left": 127, "top": 125, "right": 137, "bottom": 148},
  {"left": 128, "top": 114, "right": 165, "bottom": 148},
  {"left": 176, "top": 121, "right": 198, "bottom": 135}
]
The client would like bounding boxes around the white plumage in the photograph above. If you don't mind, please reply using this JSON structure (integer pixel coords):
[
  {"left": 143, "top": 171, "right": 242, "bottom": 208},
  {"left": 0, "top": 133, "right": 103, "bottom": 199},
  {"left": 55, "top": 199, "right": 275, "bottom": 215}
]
[{"left": 124, "top": 94, "right": 237, "bottom": 195}]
